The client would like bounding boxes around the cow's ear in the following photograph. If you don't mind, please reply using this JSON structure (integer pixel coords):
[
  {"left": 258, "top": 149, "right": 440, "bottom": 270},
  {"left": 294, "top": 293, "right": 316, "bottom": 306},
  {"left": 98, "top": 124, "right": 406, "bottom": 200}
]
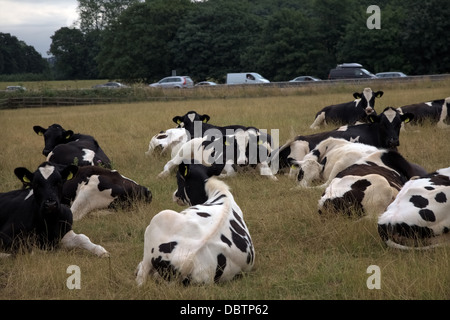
[
  {"left": 375, "top": 91, "right": 384, "bottom": 98},
  {"left": 200, "top": 114, "right": 210, "bottom": 123},
  {"left": 33, "top": 125, "right": 46, "bottom": 136},
  {"left": 61, "top": 165, "right": 78, "bottom": 181},
  {"left": 64, "top": 130, "right": 74, "bottom": 140},
  {"left": 14, "top": 167, "right": 34, "bottom": 186},
  {"left": 179, "top": 163, "right": 190, "bottom": 177},
  {"left": 401, "top": 112, "right": 414, "bottom": 123},
  {"left": 172, "top": 116, "right": 183, "bottom": 125},
  {"left": 353, "top": 92, "right": 362, "bottom": 99}
]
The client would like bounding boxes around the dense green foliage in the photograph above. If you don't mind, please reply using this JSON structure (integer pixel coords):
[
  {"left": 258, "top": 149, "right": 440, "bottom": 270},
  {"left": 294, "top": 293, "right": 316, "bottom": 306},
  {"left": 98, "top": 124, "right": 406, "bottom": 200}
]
[{"left": 2, "top": 0, "right": 450, "bottom": 82}]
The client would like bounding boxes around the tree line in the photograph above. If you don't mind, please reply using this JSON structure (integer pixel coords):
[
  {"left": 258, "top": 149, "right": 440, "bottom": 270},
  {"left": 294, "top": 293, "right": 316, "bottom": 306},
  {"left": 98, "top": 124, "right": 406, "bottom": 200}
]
[{"left": 2, "top": 0, "right": 449, "bottom": 83}]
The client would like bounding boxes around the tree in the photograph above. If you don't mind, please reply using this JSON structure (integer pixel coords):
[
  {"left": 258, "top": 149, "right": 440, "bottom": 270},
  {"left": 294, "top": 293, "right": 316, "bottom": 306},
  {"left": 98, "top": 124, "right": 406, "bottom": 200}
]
[
  {"left": 77, "top": 0, "right": 140, "bottom": 32},
  {"left": 97, "top": 0, "right": 193, "bottom": 82},
  {"left": 49, "top": 27, "right": 95, "bottom": 79},
  {"left": 0, "top": 33, "right": 48, "bottom": 75},
  {"left": 171, "top": 0, "right": 259, "bottom": 82}
]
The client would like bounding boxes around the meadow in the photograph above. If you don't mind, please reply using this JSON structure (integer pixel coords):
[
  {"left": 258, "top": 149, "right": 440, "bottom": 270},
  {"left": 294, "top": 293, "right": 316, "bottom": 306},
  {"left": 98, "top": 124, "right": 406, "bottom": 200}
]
[{"left": 0, "top": 79, "right": 449, "bottom": 301}]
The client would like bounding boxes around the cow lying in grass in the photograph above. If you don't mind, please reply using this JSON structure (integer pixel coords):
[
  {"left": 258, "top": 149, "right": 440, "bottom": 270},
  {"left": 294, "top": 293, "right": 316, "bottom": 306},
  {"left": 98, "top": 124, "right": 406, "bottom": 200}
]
[
  {"left": 378, "top": 167, "right": 450, "bottom": 249},
  {"left": 0, "top": 162, "right": 109, "bottom": 258},
  {"left": 157, "top": 128, "right": 277, "bottom": 180},
  {"left": 135, "top": 164, "right": 255, "bottom": 285}
]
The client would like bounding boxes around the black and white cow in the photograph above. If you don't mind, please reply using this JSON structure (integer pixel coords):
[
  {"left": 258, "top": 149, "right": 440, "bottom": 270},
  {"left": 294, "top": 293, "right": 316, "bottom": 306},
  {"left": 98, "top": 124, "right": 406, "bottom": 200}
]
[
  {"left": 172, "top": 110, "right": 248, "bottom": 138},
  {"left": 317, "top": 151, "right": 428, "bottom": 218},
  {"left": 157, "top": 128, "right": 276, "bottom": 180},
  {"left": 0, "top": 162, "right": 109, "bottom": 258},
  {"left": 310, "top": 88, "right": 384, "bottom": 129},
  {"left": 397, "top": 97, "right": 450, "bottom": 128},
  {"left": 277, "top": 107, "right": 414, "bottom": 177},
  {"left": 135, "top": 163, "right": 255, "bottom": 285},
  {"left": 145, "top": 128, "right": 189, "bottom": 157},
  {"left": 33, "top": 124, "right": 112, "bottom": 168},
  {"left": 378, "top": 167, "right": 450, "bottom": 249},
  {"left": 62, "top": 166, "right": 152, "bottom": 221},
  {"left": 293, "top": 137, "right": 381, "bottom": 188}
]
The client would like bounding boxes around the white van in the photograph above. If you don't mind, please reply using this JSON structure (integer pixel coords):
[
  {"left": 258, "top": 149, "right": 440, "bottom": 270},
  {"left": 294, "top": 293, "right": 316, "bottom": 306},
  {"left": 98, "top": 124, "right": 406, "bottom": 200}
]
[{"left": 226, "top": 73, "right": 270, "bottom": 84}]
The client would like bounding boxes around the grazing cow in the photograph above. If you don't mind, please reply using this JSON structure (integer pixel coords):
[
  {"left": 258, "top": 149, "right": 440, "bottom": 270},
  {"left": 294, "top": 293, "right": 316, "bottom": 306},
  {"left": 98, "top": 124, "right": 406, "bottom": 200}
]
[
  {"left": 33, "top": 124, "right": 112, "bottom": 168},
  {"left": 310, "top": 88, "right": 384, "bottom": 129},
  {"left": 277, "top": 107, "right": 414, "bottom": 177},
  {"left": 135, "top": 163, "right": 255, "bottom": 285},
  {"left": 317, "top": 155, "right": 428, "bottom": 218},
  {"left": 0, "top": 162, "right": 109, "bottom": 258},
  {"left": 377, "top": 167, "right": 450, "bottom": 249},
  {"left": 397, "top": 97, "right": 450, "bottom": 128},
  {"left": 145, "top": 128, "right": 189, "bottom": 157},
  {"left": 157, "top": 128, "right": 277, "bottom": 180},
  {"left": 62, "top": 166, "right": 152, "bottom": 221}
]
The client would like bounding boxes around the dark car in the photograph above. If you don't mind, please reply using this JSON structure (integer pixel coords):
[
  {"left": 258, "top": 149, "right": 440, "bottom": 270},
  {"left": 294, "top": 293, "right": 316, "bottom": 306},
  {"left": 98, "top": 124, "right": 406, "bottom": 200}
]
[{"left": 328, "top": 63, "right": 377, "bottom": 80}]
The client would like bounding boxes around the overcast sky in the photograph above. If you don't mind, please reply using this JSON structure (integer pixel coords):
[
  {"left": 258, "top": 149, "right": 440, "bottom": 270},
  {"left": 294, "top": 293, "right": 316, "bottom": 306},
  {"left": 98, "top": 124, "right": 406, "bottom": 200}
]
[{"left": 0, "top": 0, "right": 79, "bottom": 57}]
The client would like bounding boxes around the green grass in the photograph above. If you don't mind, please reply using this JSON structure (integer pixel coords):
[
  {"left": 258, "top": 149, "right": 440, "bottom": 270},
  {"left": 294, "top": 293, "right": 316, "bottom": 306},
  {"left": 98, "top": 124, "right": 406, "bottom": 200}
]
[{"left": 0, "top": 80, "right": 449, "bottom": 300}]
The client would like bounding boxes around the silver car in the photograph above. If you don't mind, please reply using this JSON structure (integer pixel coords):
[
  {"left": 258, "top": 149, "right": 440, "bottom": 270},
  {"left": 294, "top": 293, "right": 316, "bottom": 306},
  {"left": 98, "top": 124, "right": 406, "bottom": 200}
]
[{"left": 149, "top": 76, "right": 194, "bottom": 89}]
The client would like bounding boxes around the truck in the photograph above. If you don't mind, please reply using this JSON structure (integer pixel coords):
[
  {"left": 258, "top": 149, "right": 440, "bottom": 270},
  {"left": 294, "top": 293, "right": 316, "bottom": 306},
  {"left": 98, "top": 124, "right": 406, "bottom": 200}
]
[{"left": 226, "top": 73, "right": 270, "bottom": 85}]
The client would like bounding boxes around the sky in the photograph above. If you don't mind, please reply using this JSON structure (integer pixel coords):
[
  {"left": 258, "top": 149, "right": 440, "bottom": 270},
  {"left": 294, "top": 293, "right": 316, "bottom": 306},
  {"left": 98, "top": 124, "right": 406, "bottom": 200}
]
[{"left": 0, "top": 0, "right": 79, "bottom": 58}]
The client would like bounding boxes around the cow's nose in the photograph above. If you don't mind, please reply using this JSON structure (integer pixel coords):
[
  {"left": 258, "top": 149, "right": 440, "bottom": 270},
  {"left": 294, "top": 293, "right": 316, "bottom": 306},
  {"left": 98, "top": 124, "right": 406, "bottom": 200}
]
[
  {"left": 44, "top": 199, "right": 58, "bottom": 210},
  {"left": 389, "top": 139, "right": 400, "bottom": 149}
]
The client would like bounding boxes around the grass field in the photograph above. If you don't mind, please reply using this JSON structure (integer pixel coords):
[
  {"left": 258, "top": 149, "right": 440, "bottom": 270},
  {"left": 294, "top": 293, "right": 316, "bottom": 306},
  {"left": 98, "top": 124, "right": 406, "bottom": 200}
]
[{"left": 0, "top": 79, "right": 449, "bottom": 301}]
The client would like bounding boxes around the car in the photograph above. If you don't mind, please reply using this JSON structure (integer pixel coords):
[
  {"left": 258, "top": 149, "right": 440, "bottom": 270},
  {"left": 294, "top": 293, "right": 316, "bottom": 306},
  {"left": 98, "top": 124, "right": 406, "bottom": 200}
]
[
  {"left": 149, "top": 76, "right": 194, "bottom": 89},
  {"left": 328, "top": 63, "right": 377, "bottom": 80},
  {"left": 92, "top": 82, "right": 129, "bottom": 89},
  {"left": 289, "top": 76, "right": 321, "bottom": 82},
  {"left": 195, "top": 81, "right": 217, "bottom": 86},
  {"left": 375, "top": 72, "right": 408, "bottom": 78},
  {"left": 6, "top": 85, "right": 26, "bottom": 91}
]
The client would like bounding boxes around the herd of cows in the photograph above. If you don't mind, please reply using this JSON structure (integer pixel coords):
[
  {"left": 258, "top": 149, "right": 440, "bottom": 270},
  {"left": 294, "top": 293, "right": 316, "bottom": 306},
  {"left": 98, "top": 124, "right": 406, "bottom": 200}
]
[{"left": 0, "top": 87, "right": 449, "bottom": 286}]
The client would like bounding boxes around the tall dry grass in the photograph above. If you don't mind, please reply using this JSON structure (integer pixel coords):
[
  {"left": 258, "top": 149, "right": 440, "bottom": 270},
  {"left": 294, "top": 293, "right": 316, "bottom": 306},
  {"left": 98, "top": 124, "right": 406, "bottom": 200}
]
[{"left": 0, "top": 80, "right": 449, "bottom": 300}]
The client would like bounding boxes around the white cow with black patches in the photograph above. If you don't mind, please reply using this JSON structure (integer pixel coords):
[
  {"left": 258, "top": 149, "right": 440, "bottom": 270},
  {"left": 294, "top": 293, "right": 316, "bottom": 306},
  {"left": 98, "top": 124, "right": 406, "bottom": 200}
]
[
  {"left": 145, "top": 128, "right": 189, "bottom": 157},
  {"left": 135, "top": 164, "right": 255, "bottom": 286},
  {"left": 378, "top": 167, "right": 450, "bottom": 250}
]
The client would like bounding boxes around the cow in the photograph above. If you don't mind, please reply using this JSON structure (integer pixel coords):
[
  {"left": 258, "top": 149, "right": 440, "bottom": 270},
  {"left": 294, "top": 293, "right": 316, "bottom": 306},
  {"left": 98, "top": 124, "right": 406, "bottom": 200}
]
[
  {"left": 276, "top": 107, "right": 414, "bottom": 178},
  {"left": 377, "top": 167, "right": 450, "bottom": 250},
  {"left": 292, "top": 137, "right": 381, "bottom": 188},
  {"left": 317, "top": 154, "right": 428, "bottom": 218},
  {"left": 157, "top": 128, "right": 277, "bottom": 180},
  {"left": 0, "top": 161, "right": 109, "bottom": 258},
  {"left": 309, "top": 88, "right": 384, "bottom": 129},
  {"left": 172, "top": 110, "right": 248, "bottom": 138},
  {"left": 61, "top": 166, "right": 152, "bottom": 221},
  {"left": 397, "top": 97, "right": 450, "bottom": 128},
  {"left": 135, "top": 163, "right": 255, "bottom": 285},
  {"left": 145, "top": 128, "right": 189, "bottom": 157},
  {"left": 33, "top": 124, "right": 112, "bottom": 168}
]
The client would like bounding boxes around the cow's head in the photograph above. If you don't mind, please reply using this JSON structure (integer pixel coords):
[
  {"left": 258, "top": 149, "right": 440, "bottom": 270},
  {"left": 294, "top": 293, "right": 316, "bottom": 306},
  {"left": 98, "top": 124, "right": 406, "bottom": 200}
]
[
  {"left": 146, "top": 128, "right": 189, "bottom": 157},
  {"left": 173, "top": 163, "right": 223, "bottom": 206},
  {"left": 172, "top": 111, "right": 210, "bottom": 128},
  {"left": 353, "top": 88, "right": 384, "bottom": 116},
  {"left": 33, "top": 124, "right": 74, "bottom": 156},
  {"left": 15, "top": 162, "right": 78, "bottom": 216},
  {"left": 368, "top": 107, "right": 414, "bottom": 150}
]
